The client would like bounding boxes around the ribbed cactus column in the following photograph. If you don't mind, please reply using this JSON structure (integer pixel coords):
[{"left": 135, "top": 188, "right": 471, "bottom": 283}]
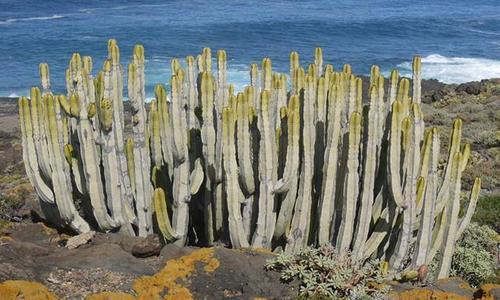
[
  {"left": 200, "top": 71, "right": 217, "bottom": 243},
  {"left": 128, "top": 45, "right": 153, "bottom": 236},
  {"left": 435, "top": 119, "right": 463, "bottom": 214},
  {"left": 290, "top": 52, "right": 299, "bottom": 95},
  {"left": 412, "top": 129, "right": 438, "bottom": 267},
  {"left": 222, "top": 107, "right": 249, "bottom": 248},
  {"left": 317, "top": 80, "right": 343, "bottom": 245},
  {"left": 100, "top": 60, "right": 134, "bottom": 233},
  {"left": 412, "top": 56, "right": 422, "bottom": 104},
  {"left": 274, "top": 95, "right": 300, "bottom": 239},
  {"left": 252, "top": 90, "right": 277, "bottom": 248},
  {"left": 62, "top": 52, "right": 120, "bottom": 232},
  {"left": 387, "top": 100, "right": 406, "bottom": 208},
  {"left": 213, "top": 50, "right": 227, "bottom": 239},
  {"left": 185, "top": 55, "right": 199, "bottom": 130},
  {"left": 104, "top": 40, "right": 136, "bottom": 228},
  {"left": 45, "top": 94, "right": 90, "bottom": 233},
  {"left": 286, "top": 75, "right": 316, "bottom": 252},
  {"left": 236, "top": 90, "right": 256, "bottom": 239},
  {"left": 28, "top": 86, "right": 51, "bottom": 183},
  {"left": 436, "top": 152, "right": 462, "bottom": 278},
  {"left": 352, "top": 85, "right": 380, "bottom": 259},
  {"left": 19, "top": 96, "right": 55, "bottom": 204},
  {"left": 169, "top": 74, "right": 195, "bottom": 245},
  {"left": 336, "top": 112, "right": 362, "bottom": 252}
]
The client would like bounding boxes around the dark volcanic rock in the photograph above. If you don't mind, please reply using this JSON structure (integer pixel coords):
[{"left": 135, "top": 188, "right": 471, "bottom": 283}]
[
  {"left": 431, "top": 89, "right": 448, "bottom": 102},
  {"left": 47, "top": 243, "right": 155, "bottom": 275},
  {"left": 160, "top": 242, "right": 195, "bottom": 260},
  {"left": 390, "top": 277, "right": 476, "bottom": 299},
  {"left": 456, "top": 81, "right": 486, "bottom": 95},
  {"left": 131, "top": 234, "right": 162, "bottom": 258},
  {"left": 190, "top": 248, "right": 299, "bottom": 300}
]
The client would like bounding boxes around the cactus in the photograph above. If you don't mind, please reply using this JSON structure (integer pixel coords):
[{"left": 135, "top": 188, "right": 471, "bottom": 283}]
[
  {"left": 128, "top": 45, "right": 153, "bottom": 236},
  {"left": 252, "top": 90, "right": 277, "bottom": 248},
  {"left": 351, "top": 85, "right": 380, "bottom": 259},
  {"left": 20, "top": 41, "right": 480, "bottom": 279},
  {"left": 286, "top": 75, "right": 316, "bottom": 252}
]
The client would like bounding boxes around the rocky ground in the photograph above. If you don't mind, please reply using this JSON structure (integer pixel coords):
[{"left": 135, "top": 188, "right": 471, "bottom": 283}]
[{"left": 0, "top": 78, "right": 498, "bottom": 299}]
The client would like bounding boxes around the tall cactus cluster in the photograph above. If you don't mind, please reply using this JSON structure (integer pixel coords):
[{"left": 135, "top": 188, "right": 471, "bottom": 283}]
[{"left": 19, "top": 40, "right": 480, "bottom": 278}]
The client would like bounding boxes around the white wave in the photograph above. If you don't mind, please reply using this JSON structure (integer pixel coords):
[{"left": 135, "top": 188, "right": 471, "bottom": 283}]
[
  {"left": 397, "top": 54, "right": 500, "bottom": 84},
  {"left": 0, "top": 14, "right": 64, "bottom": 25},
  {"left": 8, "top": 93, "right": 19, "bottom": 98}
]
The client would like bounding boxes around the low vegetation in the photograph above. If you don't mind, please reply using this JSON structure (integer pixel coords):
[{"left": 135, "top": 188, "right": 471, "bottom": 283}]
[
  {"left": 449, "top": 223, "right": 499, "bottom": 286},
  {"left": 472, "top": 195, "right": 500, "bottom": 232},
  {"left": 265, "top": 246, "right": 391, "bottom": 299}
]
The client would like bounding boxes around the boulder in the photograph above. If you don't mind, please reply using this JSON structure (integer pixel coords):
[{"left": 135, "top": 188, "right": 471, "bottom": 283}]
[
  {"left": 456, "top": 81, "right": 486, "bottom": 95},
  {"left": 66, "top": 231, "right": 95, "bottom": 250},
  {"left": 131, "top": 234, "right": 162, "bottom": 258}
]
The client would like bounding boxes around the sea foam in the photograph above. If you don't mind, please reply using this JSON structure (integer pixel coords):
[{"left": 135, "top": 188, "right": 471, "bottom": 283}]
[
  {"left": 397, "top": 54, "right": 500, "bottom": 84},
  {"left": 0, "top": 14, "right": 64, "bottom": 25}
]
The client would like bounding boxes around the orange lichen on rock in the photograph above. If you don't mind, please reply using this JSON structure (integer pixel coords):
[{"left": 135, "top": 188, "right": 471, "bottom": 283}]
[
  {"left": 203, "top": 257, "right": 220, "bottom": 273},
  {"left": 132, "top": 247, "right": 220, "bottom": 300},
  {"left": 474, "top": 284, "right": 500, "bottom": 300},
  {"left": 0, "top": 280, "right": 59, "bottom": 300},
  {"left": 85, "top": 291, "right": 137, "bottom": 300},
  {"left": 392, "top": 288, "right": 470, "bottom": 300}
]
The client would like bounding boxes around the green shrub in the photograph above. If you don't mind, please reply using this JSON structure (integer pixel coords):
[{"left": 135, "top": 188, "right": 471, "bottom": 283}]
[
  {"left": 449, "top": 223, "right": 498, "bottom": 286},
  {"left": 265, "top": 246, "right": 390, "bottom": 300},
  {"left": 471, "top": 195, "right": 500, "bottom": 232},
  {"left": 0, "top": 192, "right": 25, "bottom": 218}
]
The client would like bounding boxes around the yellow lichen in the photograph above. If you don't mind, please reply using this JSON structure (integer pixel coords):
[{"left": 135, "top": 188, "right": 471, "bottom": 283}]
[
  {"left": 85, "top": 292, "right": 136, "bottom": 300},
  {"left": 133, "top": 247, "right": 219, "bottom": 300},
  {"left": 203, "top": 257, "right": 220, "bottom": 273},
  {"left": 0, "top": 280, "right": 59, "bottom": 300},
  {"left": 0, "top": 248, "right": 221, "bottom": 300},
  {"left": 392, "top": 288, "right": 470, "bottom": 300},
  {"left": 475, "top": 283, "right": 500, "bottom": 300}
]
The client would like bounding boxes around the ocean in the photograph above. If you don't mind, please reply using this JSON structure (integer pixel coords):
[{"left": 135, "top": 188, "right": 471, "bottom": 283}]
[{"left": 1, "top": 0, "right": 499, "bottom": 98}]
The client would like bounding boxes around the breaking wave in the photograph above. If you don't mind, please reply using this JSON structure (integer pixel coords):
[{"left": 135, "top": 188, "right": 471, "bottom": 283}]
[{"left": 397, "top": 54, "right": 500, "bottom": 84}]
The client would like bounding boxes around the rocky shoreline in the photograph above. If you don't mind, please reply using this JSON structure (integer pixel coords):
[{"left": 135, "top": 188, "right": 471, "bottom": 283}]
[{"left": 0, "top": 77, "right": 498, "bottom": 299}]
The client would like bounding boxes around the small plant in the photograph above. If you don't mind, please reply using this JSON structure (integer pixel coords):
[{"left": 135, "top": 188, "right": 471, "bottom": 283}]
[
  {"left": 428, "top": 222, "right": 498, "bottom": 286},
  {"left": 265, "top": 245, "right": 391, "bottom": 299},
  {"left": 450, "top": 223, "right": 499, "bottom": 286},
  {"left": 0, "top": 192, "right": 25, "bottom": 219}
]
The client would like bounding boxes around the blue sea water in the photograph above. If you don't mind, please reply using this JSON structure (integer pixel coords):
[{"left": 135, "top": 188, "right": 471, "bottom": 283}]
[{"left": 0, "top": 0, "right": 499, "bottom": 97}]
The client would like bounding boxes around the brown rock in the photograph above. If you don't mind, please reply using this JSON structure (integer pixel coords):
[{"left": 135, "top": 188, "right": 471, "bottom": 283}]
[
  {"left": 189, "top": 247, "right": 298, "bottom": 300},
  {"left": 390, "top": 277, "right": 475, "bottom": 300},
  {"left": 456, "top": 81, "right": 486, "bottom": 95},
  {"left": 131, "top": 234, "right": 162, "bottom": 258},
  {"left": 47, "top": 243, "right": 154, "bottom": 275},
  {"left": 417, "top": 265, "right": 428, "bottom": 282},
  {"left": 66, "top": 231, "right": 95, "bottom": 249},
  {"left": 159, "top": 243, "right": 195, "bottom": 261}
]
